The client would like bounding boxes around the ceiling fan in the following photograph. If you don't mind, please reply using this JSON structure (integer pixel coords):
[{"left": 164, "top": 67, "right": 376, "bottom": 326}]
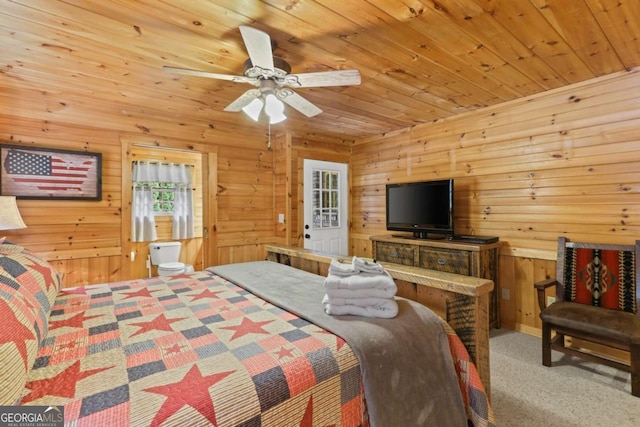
[{"left": 164, "top": 26, "right": 361, "bottom": 123}]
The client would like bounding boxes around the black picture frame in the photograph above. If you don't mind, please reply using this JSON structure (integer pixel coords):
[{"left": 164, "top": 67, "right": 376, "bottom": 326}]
[{"left": 0, "top": 144, "right": 102, "bottom": 200}]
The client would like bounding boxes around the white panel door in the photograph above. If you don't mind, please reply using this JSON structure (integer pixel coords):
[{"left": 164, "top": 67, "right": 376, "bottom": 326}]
[{"left": 303, "top": 159, "right": 348, "bottom": 255}]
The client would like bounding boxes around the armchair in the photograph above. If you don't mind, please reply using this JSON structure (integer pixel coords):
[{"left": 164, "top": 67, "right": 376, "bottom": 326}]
[{"left": 535, "top": 237, "right": 640, "bottom": 397}]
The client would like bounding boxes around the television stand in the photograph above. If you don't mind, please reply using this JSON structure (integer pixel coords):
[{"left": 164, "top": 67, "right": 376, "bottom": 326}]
[{"left": 371, "top": 234, "right": 500, "bottom": 330}]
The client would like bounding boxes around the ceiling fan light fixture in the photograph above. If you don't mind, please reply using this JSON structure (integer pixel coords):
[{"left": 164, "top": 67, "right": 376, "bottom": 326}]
[
  {"left": 264, "top": 94, "right": 286, "bottom": 124},
  {"left": 268, "top": 111, "right": 287, "bottom": 125},
  {"left": 242, "top": 97, "right": 264, "bottom": 121}
]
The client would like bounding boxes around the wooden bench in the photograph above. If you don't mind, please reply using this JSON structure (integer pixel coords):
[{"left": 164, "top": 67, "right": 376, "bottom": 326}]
[{"left": 535, "top": 237, "right": 640, "bottom": 397}]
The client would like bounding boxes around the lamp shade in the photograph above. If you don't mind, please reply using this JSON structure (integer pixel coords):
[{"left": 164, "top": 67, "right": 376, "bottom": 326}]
[
  {"left": 264, "top": 94, "right": 286, "bottom": 124},
  {"left": 242, "top": 98, "right": 264, "bottom": 122},
  {"left": 0, "top": 196, "right": 27, "bottom": 230}
]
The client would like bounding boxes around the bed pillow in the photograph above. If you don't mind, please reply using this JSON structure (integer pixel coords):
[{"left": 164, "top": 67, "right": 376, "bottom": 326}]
[
  {"left": 0, "top": 239, "right": 61, "bottom": 319},
  {"left": 0, "top": 239, "right": 62, "bottom": 404}
]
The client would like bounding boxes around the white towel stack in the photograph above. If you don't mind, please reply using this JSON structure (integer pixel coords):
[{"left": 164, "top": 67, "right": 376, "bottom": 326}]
[{"left": 323, "top": 256, "right": 398, "bottom": 318}]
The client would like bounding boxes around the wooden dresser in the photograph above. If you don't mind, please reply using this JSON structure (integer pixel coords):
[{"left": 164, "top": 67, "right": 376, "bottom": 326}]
[{"left": 371, "top": 234, "right": 501, "bottom": 328}]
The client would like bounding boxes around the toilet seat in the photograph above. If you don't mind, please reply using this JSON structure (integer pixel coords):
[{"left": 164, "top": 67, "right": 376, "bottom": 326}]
[
  {"left": 159, "top": 262, "right": 185, "bottom": 270},
  {"left": 157, "top": 262, "right": 185, "bottom": 276}
]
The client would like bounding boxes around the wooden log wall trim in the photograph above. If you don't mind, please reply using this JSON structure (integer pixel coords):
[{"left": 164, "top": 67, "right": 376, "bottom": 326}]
[
  {"left": 206, "top": 152, "right": 218, "bottom": 267},
  {"left": 272, "top": 132, "right": 289, "bottom": 243},
  {"left": 350, "top": 68, "right": 640, "bottom": 336}
]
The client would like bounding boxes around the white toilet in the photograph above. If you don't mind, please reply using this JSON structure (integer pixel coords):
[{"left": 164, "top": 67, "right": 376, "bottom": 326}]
[{"left": 149, "top": 241, "right": 186, "bottom": 276}]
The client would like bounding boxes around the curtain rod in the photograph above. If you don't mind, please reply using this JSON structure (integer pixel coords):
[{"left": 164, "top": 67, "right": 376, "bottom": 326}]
[{"left": 132, "top": 160, "right": 194, "bottom": 167}]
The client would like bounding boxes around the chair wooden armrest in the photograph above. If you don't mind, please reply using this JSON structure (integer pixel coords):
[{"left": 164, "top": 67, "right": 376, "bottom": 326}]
[{"left": 534, "top": 278, "right": 558, "bottom": 311}]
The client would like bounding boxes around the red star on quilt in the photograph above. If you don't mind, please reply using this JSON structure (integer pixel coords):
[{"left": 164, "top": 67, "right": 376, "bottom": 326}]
[
  {"left": 60, "top": 287, "right": 88, "bottom": 296},
  {"left": 0, "top": 298, "right": 36, "bottom": 371},
  {"left": 128, "top": 313, "right": 187, "bottom": 337},
  {"left": 274, "top": 345, "right": 295, "bottom": 360},
  {"left": 59, "top": 340, "right": 78, "bottom": 350},
  {"left": 220, "top": 317, "right": 273, "bottom": 340},
  {"left": 317, "top": 329, "right": 347, "bottom": 351},
  {"left": 14, "top": 292, "right": 37, "bottom": 316},
  {"left": 144, "top": 364, "right": 235, "bottom": 427},
  {"left": 68, "top": 298, "right": 87, "bottom": 308},
  {"left": 188, "top": 288, "right": 224, "bottom": 302},
  {"left": 21, "top": 360, "right": 112, "bottom": 403},
  {"left": 217, "top": 304, "right": 234, "bottom": 313},
  {"left": 121, "top": 287, "right": 157, "bottom": 299},
  {"left": 49, "top": 312, "right": 102, "bottom": 330},
  {"left": 25, "top": 260, "right": 57, "bottom": 292},
  {"left": 299, "top": 395, "right": 336, "bottom": 427},
  {"left": 163, "top": 343, "right": 186, "bottom": 356},
  {"left": 167, "top": 273, "right": 193, "bottom": 280}
]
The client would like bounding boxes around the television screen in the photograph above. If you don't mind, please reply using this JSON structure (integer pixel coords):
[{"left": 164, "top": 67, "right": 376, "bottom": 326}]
[{"left": 386, "top": 179, "right": 454, "bottom": 239}]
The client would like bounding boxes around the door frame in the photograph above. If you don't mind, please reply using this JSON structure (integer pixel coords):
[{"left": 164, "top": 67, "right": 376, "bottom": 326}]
[{"left": 301, "top": 158, "right": 349, "bottom": 255}]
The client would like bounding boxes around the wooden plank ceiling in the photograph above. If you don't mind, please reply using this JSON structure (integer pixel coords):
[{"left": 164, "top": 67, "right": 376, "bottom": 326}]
[{"left": 1, "top": 0, "right": 639, "bottom": 142}]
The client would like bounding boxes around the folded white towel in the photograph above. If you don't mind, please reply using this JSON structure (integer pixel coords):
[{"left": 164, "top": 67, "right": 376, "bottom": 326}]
[
  {"left": 328, "top": 256, "right": 386, "bottom": 276},
  {"left": 324, "top": 272, "right": 396, "bottom": 292},
  {"left": 328, "top": 259, "right": 358, "bottom": 276},
  {"left": 324, "top": 286, "right": 397, "bottom": 300},
  {"left": 322, "top": 294, "right": 395, "bottom": 308},
  {"left": 323, "top": 299, "right": 398, "bottom": 319},
  {"left": 352, "top": 256, "right": 385, "bottom": 275}
]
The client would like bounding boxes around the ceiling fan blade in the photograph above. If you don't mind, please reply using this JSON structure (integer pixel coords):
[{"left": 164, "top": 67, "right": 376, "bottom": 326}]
[
  {"left": 224, "top": 89, "right": 262, "bottom": 112},
  {"left": 164, "top": 66, "right": 258, "bottom": 85},
  {"left": 277, "top": 89, "right": 322, "bottom": 117},
  {"left": 239, "top": 26, "right": 274, "bottom": 71},
  {"left": 285, "top": 69, "right": 361, "bottom": 88}
]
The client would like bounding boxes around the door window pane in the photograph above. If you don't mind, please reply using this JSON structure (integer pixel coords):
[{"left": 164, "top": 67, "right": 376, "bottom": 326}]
[{"left": 311, "top": 169, "right": 340, "bottom": 229}]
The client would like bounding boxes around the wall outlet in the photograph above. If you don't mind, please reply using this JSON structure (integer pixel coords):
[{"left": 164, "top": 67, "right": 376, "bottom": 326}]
[
  {"left": 278, "top": 213, "right": 285, "bottom": 223},
  {"left": 546, "top": 295, "right": 556, "bottom": 306},
  {"left": 501, "top": 288, "right": 510, "bottom": 300},
  {"left": 130, "top": 251, "right": 135, "bottom": 261}
]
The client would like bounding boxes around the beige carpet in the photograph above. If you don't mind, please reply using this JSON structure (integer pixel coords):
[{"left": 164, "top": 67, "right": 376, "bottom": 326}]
[{"left": 489, "top": 329, "right": 639, "bottom": 427}]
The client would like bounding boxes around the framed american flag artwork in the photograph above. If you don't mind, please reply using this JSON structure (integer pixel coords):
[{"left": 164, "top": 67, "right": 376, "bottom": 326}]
[{"left": 0, "top": 145, "right": 102, "bottom": 200}]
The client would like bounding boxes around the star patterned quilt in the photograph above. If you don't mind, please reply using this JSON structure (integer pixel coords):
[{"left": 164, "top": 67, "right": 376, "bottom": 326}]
[
  {"left": 18, "top": 271, "right": 365, "bottom": 426},
  {"left": 1, "top": 239, "right": 494, "bottom": 426}
]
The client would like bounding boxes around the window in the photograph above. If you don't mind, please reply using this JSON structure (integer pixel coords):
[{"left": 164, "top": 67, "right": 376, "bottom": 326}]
[
  {"left": 131, "top": 160, "right": 195, "bottom": 241},
  {"left": 134, "top": 181, "right": 177, "bottom": 215},
  {"left": 311, "top": 169, "right": 340, "bottom": 229}
]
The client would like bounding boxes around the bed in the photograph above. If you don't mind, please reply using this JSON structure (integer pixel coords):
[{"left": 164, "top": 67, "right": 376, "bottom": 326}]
[{"left": 0, "top": 238, "right": 495, "bottom": 426}]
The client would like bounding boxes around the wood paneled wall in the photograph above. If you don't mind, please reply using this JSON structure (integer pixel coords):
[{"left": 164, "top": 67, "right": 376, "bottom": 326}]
[
  {"left": 3, "top": 64, "right": 639, "bottom": 340},
  {"left": 214, "top": 142, "right": 277, "bottom": 265},
  {"left": 0, "top": 106, "right": 284, "bottom": 286},
  {"left": 0, "top": 121, "right": 125, "bottom": 286},
  {"left": 350, "top": 68, "right": 640, "bottom": 334}
]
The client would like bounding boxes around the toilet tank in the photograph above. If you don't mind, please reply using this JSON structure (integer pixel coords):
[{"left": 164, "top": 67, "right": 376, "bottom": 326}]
[{"left": 149, "top": 241, "right": 181, "bottom": 265}]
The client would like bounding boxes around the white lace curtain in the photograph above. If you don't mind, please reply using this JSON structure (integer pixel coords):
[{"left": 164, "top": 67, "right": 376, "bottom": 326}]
[{"left": 131, "top": 161, "right": 195, "bottom": 242}]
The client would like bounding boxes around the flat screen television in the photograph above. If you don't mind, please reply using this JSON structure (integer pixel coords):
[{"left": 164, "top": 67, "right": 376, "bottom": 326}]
[{"left": 385, "top": 179, "right": 454, "bottom": 239}]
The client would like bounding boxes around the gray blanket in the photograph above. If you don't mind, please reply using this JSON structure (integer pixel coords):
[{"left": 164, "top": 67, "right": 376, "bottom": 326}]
[{"left": 209, "top": 261, "right": 466, "bottom": 427}]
